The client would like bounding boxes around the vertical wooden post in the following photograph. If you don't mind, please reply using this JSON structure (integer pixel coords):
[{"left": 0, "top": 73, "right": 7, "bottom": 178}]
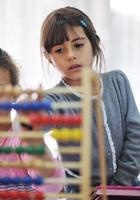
[
  {"left": 81, "top": 67, "right": 92, "bottom": 200},
  {"left": 93, "top": 73, "right": 108, "bottom": 200}
]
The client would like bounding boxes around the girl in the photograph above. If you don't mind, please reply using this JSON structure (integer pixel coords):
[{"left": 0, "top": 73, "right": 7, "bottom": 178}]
[
  {"left": 0, "top": 48, "right": 64, "bottom": 193},
  {"left": 0, "top": 48, "right": 19, "bottom": 131},
  {"left": 40, "top": 6, "right": 140, "bottom": 193}
]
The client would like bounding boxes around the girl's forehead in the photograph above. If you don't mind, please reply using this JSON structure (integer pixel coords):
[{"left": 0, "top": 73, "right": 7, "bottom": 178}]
[
  {"left": 57, "top": 27, "right": 86, "bottom": 45},
  {"left": 66, "top": 26, "right": 85, "bottom": 37}
]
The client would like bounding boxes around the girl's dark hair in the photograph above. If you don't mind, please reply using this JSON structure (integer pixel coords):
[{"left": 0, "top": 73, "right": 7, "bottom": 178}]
[
  {"left": 40, "top": 6, "right": 104, "bottom": 71},
  {"left": 0, "top": 48, "right": 19, "bottom": 86}
]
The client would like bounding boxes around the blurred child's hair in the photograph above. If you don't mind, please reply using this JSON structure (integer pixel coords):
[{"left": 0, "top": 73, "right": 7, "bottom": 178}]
[
  {"left": 0, "top": 48, "right": 19, "bottom": 86},
  {"left": 40, "top": 6, "right": 104, "bottom": 72}
]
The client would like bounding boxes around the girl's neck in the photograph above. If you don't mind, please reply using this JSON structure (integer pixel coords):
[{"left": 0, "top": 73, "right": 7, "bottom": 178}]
[{"left": 62, "top": 77, "right": 81, "bottom": 87}]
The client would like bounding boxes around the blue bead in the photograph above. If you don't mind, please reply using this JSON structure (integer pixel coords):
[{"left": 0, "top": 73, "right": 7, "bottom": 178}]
[
  {"left": 12, "top": 176, "right": 21, "bottom": 184},
  {"left": 22, "top": 176, "right": 32, "bottom": 184},
  {"left": 12, "top": 103, "right": 21, "bottom": 111},
  {"left": 1, "top": 176, "right": 11, "bottom": 184},
  {"left": 42, "top": 100, "right": 52, "bottom": 111},
  {"left": 0, "top": 102, "right": 12, "bottom": 110},
  {"left": 20, "top": 102, "right": 30, "bottom": 111},
  {"left": 30, "top": 101, "right": 41, "bottom": 111},
  {"left": 33, "top": 176, "right": 43, "bottom": 185},
  {"left": 0, "top": 178, "right": 2, "bottom": 183}
]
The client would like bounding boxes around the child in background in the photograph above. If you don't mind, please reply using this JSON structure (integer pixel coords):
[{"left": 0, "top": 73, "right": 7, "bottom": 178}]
[
  {"left": 40, "top": 6, "right": 140, "bottom": 193},
  {"left": 0, "top": 48, "right": 19, "bottom": 131},
  {"left": 0, "top": 48, "right": 64, "bottom": 193}
]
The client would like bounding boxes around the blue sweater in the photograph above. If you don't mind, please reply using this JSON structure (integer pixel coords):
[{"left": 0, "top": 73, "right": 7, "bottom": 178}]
[{"left": 45, "top": 70, "right": 140, "bottom": 187}]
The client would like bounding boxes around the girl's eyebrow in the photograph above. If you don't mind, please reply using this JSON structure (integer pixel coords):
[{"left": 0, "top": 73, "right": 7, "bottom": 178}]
[
  {"left": 72, "top": 37, "right": 86, "bottom": 42},
  {"left": 53, "top": 37, "right": 86, "bottom": 48}
]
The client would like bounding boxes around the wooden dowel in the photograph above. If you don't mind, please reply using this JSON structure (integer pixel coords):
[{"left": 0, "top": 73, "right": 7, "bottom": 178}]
[
  {"left": 0, "top": 161, "right": 82, "bottom": 170},
  {"left": 81, "top": 68, "right": 92, "bottom": 200},
  {"left": 0, "top": 85, "right": 82, "bottom": 96},
  {"left": 94, "top": 73, "right": 108, "bottom": 200}
]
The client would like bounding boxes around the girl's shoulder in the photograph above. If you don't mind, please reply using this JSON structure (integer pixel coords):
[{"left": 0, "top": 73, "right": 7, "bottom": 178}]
[
  {"left": 102, "top": 70, "right": 128, "bottom": 80},
  {"left": 44, "top": 81, "right": 75, "bottom": 103},
  {"left": 101, "top": 70, "right": 130, "bottom": 87}
]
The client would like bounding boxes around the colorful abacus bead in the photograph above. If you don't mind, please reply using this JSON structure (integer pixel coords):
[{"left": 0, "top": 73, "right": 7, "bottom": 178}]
[
  {"left": 34, "top": 191, "right": 45, "bottom": 200},
  {"left": 73, "top": 128, "right": 82, "bottom": 141},
  {"left": 32, "top": 176, "right": 43, "bottom": 185},
  {"left": 61, "top": 128, "right": 71, "bottom": 141},
  {"left": 22, "top": 176, "right": 32, "bottom": 184},
  {"left": 0, "top": 190, "right": 8, "bottom": 198},
  {"left": 19, "top": 191, "right": 30, "bottom": 199},
  {"left": 8, "top": 190, "right": 19, "bottom": 199},
  {"left": 51, "top": 115, "right": 62, "bottom": 126},
  {"left": 3, "top": 146, "right": 13, "bottom": 153},
  {"left": 34, "top": 145, "right": 46, "bottom": 155},
  {"left": 52, "top": 129, "right": 61, "bottom": 140},
  {"left": 73, "top": 115, "right": 82, "bottom": 126},
  {"left": 0, "top": 176, "right": 11, "bottom": 184},
  {"left": 11, "top": 176, "right": 21, "bottom": 184},
  {"left": 15, "top": 146, "right": 26, "bottom": 154},
  {"left": 29, "top": 113, "right": 42, "bottom": 125}
]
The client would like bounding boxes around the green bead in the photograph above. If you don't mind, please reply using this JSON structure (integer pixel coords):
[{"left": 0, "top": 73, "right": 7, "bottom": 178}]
[
  {"left": 3, "top": 146, "right": 13, "bottom": 153},
  {"left": 15, "top": 146, "right": 25, "bottom": 154},
  {"left": 35, "top": 145, "right": 46, "bottom": 155},
  {"left": 0, "top": 147, "right": 3, "bottom": 153},
  {"left": 26, "top": 146, "right": 35, "bottom": 154}
]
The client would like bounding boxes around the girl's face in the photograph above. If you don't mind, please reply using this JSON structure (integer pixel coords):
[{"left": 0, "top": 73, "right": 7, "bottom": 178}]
[
  {"left": 0, "top": 68, "right": 11, "bottom": 86},
  {"left": 0, "top": 68, "right": 12, "bottom": 130},
  {"left": 49, "top": 26, "right": 94, "bottom": 86}
]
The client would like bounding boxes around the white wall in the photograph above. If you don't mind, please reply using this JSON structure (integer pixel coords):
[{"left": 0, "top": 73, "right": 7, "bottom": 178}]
[{"left": 0, "top": 0, "right": 140, "bottom": 109}]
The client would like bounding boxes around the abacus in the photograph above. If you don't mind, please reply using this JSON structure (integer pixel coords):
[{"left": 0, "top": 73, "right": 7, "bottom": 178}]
[{"left": 0, "top": 68, "right": 108, "bottom": 200}]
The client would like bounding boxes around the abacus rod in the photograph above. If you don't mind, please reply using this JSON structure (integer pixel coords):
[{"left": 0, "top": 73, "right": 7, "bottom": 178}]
[
  {"left": 53, "top": 101, "right": 82, "bottom": 109},
  {"left": 46, "top": 192, "right": 82, "bottom": 199},
  {"left": 0, "top": 131, "right": 45, "bottom": 138},
  {"left": 0, "top": 161, "right": 82, "bottom": 169},
  {"left": 44, "top": 177, "right": 82, "bottom": 184},
  {"left": 0, "top": 85, "right": 82, "bottom": 95},
  {"left": 59, "top": 146, "right": 81, "bottom": 153}
]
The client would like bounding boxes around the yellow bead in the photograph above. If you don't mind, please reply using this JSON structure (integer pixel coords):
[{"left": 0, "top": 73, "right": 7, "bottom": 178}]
[
  {"left": 72, "top": 128, "right": 82, "bottom": 142},
  {"left": 61, "top": 128, "right": 70, "bottom": 141},
  {"left": 52, "top": 129, "right": 60, "bottom": 140}
]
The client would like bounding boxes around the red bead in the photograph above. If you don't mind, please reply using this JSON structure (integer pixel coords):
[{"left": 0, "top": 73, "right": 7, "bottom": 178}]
[
  {"left": 8, "top": 190, "right": 19, "bottom": 199},
  {"left": 34, "top": 191, "right": 45, "bottom": 200},
  {"left": 42, "top": 115, "right": 51, "bottom": 124},
  {"left": 73, "top": 115, "right": 81, "bottom": 125},
  {"left": 29, "top": 113, "right": 40, "bottom": 125},
  {"left": 52, "top": 115, "right": 62, "bottom": 125},
  {"left": 19, "top": 191, "right": 30, "bottom": 199},
  {"left": 29, "top": 113, "right": 38, "bottom": 125},
  {"left": 62, "top": 115, "right": 72, "bottom": 126},
  {"left": 0, "top": 190, "right": 8, "bottom": 198}
]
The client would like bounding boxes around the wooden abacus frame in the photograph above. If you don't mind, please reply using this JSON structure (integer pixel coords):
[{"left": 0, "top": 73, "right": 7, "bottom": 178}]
[{"left": 0, "top": 68, "right": 108, "bottom": 200}]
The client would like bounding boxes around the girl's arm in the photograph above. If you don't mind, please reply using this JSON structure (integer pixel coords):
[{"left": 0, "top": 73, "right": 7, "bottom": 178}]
[{"left": 110, "top": 71, "right": 140, "bottom": 186}]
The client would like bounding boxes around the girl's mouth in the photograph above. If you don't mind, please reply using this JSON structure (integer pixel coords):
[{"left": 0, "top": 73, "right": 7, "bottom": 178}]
[{"left": 68, "top": 64, "right": 82, "bottom": 71}]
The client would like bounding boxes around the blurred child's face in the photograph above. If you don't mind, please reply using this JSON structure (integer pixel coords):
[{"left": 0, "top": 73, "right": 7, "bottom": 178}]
[
  {"left": 0, "top": 68, "right": 11, "bottom": 86},
  {"left": 0, "top": 68, "right": 12, "bottom": 130},
  {"left": 49, "top": 26, "right": 93, "bottom": 86}
]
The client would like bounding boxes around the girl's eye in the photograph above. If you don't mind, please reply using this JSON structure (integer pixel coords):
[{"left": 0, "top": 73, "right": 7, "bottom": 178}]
[
  {"left": 74, "top": 43, "right": 84, "bottom": 48},
  {"left": 55, "top": 48, "right": 64, "bottom": 54}
]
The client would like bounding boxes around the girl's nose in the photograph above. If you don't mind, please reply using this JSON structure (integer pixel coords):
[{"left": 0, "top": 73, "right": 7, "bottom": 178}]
[{"left": 67, "top": 49, "right": 76, "bottom": 61}]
